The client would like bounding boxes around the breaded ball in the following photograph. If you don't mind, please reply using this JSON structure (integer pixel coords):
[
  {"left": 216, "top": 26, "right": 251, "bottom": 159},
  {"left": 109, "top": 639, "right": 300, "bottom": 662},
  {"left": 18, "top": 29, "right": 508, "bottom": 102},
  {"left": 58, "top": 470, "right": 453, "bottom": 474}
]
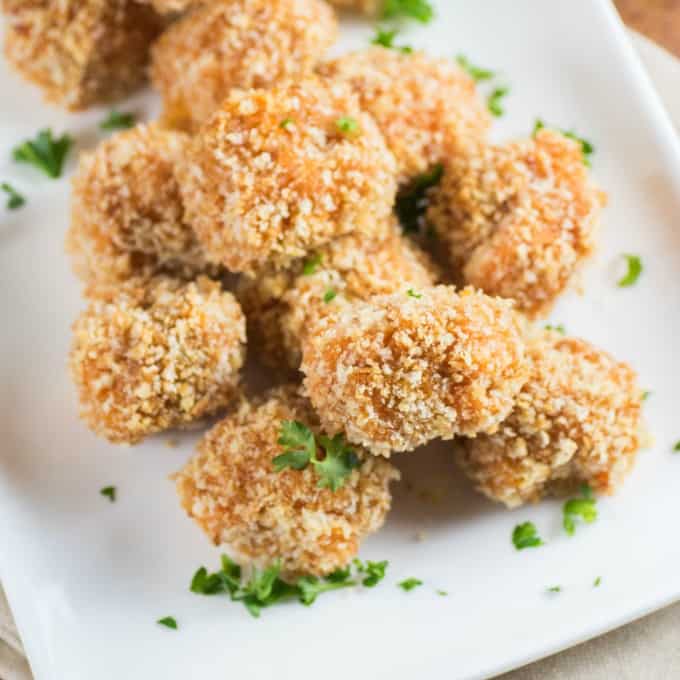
[
  {"left": 69, "top": 276, "right": 246, "bottom": 444},
  {"left": 238, "top": 221, "right": 439, "bottom": 370},
  {"left": 301, "top": 286, "right": 529, "bottom": 455},
  {"left": 178, "top": 76, "right": 398, "bottom": 274},
  {"left": 67, "top": 124, "right": 217, "bottom": 288},
  {"left": 318, "top": 47, "right": 491, "bottom": 182},
  {"left": 426, "top": 129, "right": 606, "bottom": 318},
  {"left": 457, "top": 330, "right": 644, "bottom": 507},
  {"left": 175, "top": 385, "right": 399, "bottom": 577},
  {"left": 150, "top": 0, "right": 338, "bottom": 131},
  {"left": 2, "top": 0, "right": 162, "bottom": 110}
]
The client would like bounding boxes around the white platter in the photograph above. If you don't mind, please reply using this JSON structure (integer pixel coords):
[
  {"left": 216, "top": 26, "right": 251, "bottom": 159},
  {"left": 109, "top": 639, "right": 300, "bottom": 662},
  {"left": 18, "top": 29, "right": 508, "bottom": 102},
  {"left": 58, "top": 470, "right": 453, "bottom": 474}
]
[{"left": 2, "top": 1, "right": 680, "bottom": 678}]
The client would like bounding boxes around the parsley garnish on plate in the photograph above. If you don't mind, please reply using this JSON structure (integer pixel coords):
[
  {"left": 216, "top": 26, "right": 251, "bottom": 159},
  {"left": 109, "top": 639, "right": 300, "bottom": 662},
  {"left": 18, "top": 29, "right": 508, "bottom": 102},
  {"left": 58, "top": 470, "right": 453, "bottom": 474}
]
[
  {"left": 455, "top": 54, "right": 495, "bottom": 82},
  {"left": 12, "top": 129, "right": 72, "bottom": 178},
  {"left": 1, "top": 182, "right": 25, "bottom": 210},
  {"left": 407, "top": 288, "right": 422, "bottom": 299},
  {"left": 336, "top": 116, "right": 360, "bottom": 135},
  {"left": 617, "top": 254, "right": 643, "bottom": 287},
  {"left": 395, "top": 162, "right": 444, "bottom": 233},
  {"left": 100, "top": 486, "right": 116, "bottom": 502},
  {"left": 323, "top": 288, "right": 338, "bottom": 303},
  {"left": 371, "top": 28, "right": 413, "bottom": 53},
  {"left": 382, "top": 0, "right": 434, "bottom": 23},
  {"left": 100, "top": 110, "right": 136, "bottom": 131},
  {"left": 398, "top": 577, "right": 423, "bottom": 592},
  {"left": 512, "top": 521, "right": 543, "bottom": 550},
  {"left": 353, "top": 559, "right": 389, "bottom": 587},
  {"left": 594, "top": 577, "right": 602, "bottom": 587},
  {"left": 533, "top": 119, "right": 594, "bottom": 166},
  {"left": 436, "top": 589, "right": 448, "bottom": 596},
  {"left": 157, "top": 616, "right": 177, "bottom": 629},
  {"left": 563, "top": 484, "right": 598, "bottom": 536},
  {"left": 302, "top": 253, "right": 322, "bottom": 275},
  {"left": 546, "top": 585, "right": 562, "bottom": 593},
  {"left": 642, "top": 391, "right": 652, "bottom": 401},
  {"left": 673, "top": 441, "right": 680, "bottom": 453},
  {"left": 487, "top": 87, "right": 509, "bottom": 117},
  {"left": 545, "top": 323, "right": 566, "bottom": 334}
]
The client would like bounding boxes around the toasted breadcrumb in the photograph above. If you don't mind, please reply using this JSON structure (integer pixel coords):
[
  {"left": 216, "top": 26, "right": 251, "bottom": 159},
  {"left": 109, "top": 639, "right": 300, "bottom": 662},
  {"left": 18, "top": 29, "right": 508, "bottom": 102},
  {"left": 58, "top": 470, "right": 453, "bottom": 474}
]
[
  {"left": 150, "top": 0, "right": 338, "bottom": 131},
  {"left": 178, "top": 76, "right": 398, "bottom": 274},
  {"left": 138, "top": 0, "right": 194, "bottom": 12},
  {"left": 327, "top": 0, "right": 382, "bottom": 13},
  {"left": 2, "top": 0, "right": 162, "bottom": 110},
  {"left": 458, "top": 330, "right": 644, "bottom": 507},
  {"left": 237, "top": 220, "right": 439, "bottom": 370},
  {"left": 174, "top": 385, "right": 399, "bottom": 578},
  {"left": 318, "top": 47, "right": 491, "bottom": 182},
  {"left": 69, "top": 276, "right": 245, "bottom": 444},
  {"left": 427, "top": 129, "right": 606, "bottom": 318},
  {"left": 67, "top": 124, "right": 217, "bottom": 289},
  {"left": 301, "top": 286, "right": 529, "bottom": 455}
]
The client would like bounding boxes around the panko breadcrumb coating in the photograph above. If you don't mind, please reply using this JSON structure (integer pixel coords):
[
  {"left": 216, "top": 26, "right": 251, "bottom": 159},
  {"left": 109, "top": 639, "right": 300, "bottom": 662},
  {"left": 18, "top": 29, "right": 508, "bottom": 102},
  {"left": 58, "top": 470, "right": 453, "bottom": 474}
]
[
  {"left": 238, "top": 221, "right": 439, "bottom": 370},
  {"left": 301, "top": 286, "right": 529, "bottom": 455},
  {"left": 327, "top": 0, "right": 382, "bottom": 14},
  {"left": 137, "top": 0, "right": 194, "bottom": 13},
  {"left": 178, "top": 76, "right": 398, "bottom": 273},
  {"left": 70, "top": 276, "right": 245, "bottom": 444},
  {"left": 67, "top": 124, "right": 217, "bottom": 288},
  {"left": 150, "top": 0, "right": 338, "bottom": 131},
  {"left": 426, "top": 129, "right": 606, "bottom": 318},
  {"left": 175, "top": 385, "right": 399, "bottom": 578},
  {"left": 457, "top": 330, "right": 644, "bottom": 507},
  {"left": 318, "top": 47, "right": 491, "bottom": 182},
  {"left": 2, "top": 0, "right": 162, "bottom": 110}
]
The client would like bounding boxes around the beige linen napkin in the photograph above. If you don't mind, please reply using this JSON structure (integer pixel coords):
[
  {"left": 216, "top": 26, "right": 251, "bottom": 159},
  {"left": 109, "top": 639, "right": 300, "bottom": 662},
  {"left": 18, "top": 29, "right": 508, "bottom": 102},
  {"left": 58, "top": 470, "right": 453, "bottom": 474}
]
[{"left": 1, "top": 30, "right": 679, "bottom": 680}]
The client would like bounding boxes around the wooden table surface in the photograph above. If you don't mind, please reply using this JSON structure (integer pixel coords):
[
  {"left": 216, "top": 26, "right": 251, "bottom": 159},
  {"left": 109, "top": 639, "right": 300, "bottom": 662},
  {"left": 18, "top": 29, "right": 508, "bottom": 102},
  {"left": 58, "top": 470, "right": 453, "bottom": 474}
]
[{"left": 615, "top": 0, "right": 680, "bottom": 56}]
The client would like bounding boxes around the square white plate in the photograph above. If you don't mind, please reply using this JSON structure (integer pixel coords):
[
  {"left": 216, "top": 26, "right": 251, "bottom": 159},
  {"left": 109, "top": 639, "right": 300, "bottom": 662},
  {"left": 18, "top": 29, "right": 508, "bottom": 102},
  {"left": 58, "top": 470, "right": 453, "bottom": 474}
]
[{"left": 2, "top": 1, "right": 680, "bottom": 678}]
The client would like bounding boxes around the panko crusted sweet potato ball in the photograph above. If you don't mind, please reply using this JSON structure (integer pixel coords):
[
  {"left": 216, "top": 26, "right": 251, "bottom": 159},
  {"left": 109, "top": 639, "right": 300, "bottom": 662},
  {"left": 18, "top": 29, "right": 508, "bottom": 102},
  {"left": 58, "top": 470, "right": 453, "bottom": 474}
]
[
  {"left": 318, "top": 47, "right": 491, "bottom": 182},
  {"left": 178, "top": 76, "right": 398, "bottom": 273},
  {"left": 2, "top": 0, "right": 162, "bottom": 110},
  {"left": 301, "top": 286, "right": 529, "bottom": 456},
  {"left": 150, "top": 0, "right": 338, "bottom": 131},
  {"left": 70, "top": 276, "right": 246, "bottom": 444},
  {"left": 426, "top": 128, "right": 606, "bottom": 318},
  {"left": 67, "top": 124, "right": 217, "bottom": 288},
  {"left": 174, "top": 385, "right": 399, "bottom": 578},
  {"left": 457, "top": 330, "right": 644, "bottom": 508},
  {"left": 237, "top": 220, "right": 439, "bottom": 370}
]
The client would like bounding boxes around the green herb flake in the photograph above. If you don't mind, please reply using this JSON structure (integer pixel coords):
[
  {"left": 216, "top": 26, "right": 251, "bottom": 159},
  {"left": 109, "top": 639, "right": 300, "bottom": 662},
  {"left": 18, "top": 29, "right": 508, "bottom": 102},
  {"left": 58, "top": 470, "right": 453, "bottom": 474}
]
[
  {"left": 100, "top": 486, "right": 116, "bottom": 502},
  {"left": 594, "top": 577, "right": 602, "bottom": 587},
  {"left": 398, "top": 577, "right": 423, "bottom": 592},
  {"left": 382, "top": 0, "right": 434, "bottom": 23},
  {"left": 353, "top": 559, "right": 389, "bottom": 587},
  {"left": 617, "top": 254, "right": 643, "bottom": 287},
  {"left": 533, "top": 119, "right": 594, "bottom": 166},
  {"left": 273, "top": 420, "right": 316, "bottom": 472},
  {"left": 487, "top": 87, "right": 509, "bottom": 117},
  {"left": 279, "top": 117, "right": 295, "bottom": 130},
  {"left": 302, "top": 253, "right": 321, "bottom": 275},
  {"left": 407, "top": 288, "right": 422, "bottom": 299},
  {"left": 336, "top": 117, "right": 360, "bottom": 135},
  {"left": 1, "top": 182, "right": 25, "bottom": 210},
  {"left": 395, "top": 163, "right": 444, "bottom": 233},
  {"left": 157, "top": 616, "right": 177, "bottom": 629},
  {"left": 545, "top": 323, "right": 565, "bottom": 334},
  {"left": 673, "top": 441, "right": 680, "bottom": 453},
  {"left": 100, "top": 110, "right": 136, "bottom": 131},
  {"left": 563, "top": 485, "right": 598, "bottom": 536},
  {"left": 455, "top": 54, "right": 495, "bottom": 82},
  {"left": 642, "top": 391, "right": 651, "bottom": 401},
  {"left": 371, "top": 28, "right": 413, "bottom": 53},
  {"left": 512, "top": 521, "right": 543, "bottom": 550},
  {"left": 12, "top": 129, "right": 72, "bottom": 178},
  {"left": 436, "top": 589, "right": 448, "bottom": 596},
  {"left": 323, "top": 289, "right": 338, "bottom": 303},
  {"left": 547, "top": 585, "right": 562, "bottom": 593}
]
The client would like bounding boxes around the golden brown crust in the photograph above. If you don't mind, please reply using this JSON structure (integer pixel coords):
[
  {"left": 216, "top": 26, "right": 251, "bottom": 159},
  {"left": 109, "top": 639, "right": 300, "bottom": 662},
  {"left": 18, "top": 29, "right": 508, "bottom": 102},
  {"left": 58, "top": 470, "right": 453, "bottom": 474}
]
[
  {"left": 150, "top": 0, "right": 338, "bottom": 131},
  {"left": 326, "top": 0, "right": 381, "bottom": 14},
  {"left": 69, "top": 276, "right": 246, "bottom": 444},
  {"left": 178, "top": 76, "right": 398, "bottom": 273},
  {"left": 427, "top": 129, "right": 606, "bottom": 318},
  {"left": 3, "top": 0, "right": 162, "bottom": 110},
  {"left": 318, "top": 47, "right": 491, "bottom": 182},
  {"left": 301, "top": 285, "right": 529, "bottom": 455},
  {"left": 458, "top": 330, "right": 644, "bottom": 507},
  {"left": 174, "top": 385, "right": 399, "bottom": 577}
]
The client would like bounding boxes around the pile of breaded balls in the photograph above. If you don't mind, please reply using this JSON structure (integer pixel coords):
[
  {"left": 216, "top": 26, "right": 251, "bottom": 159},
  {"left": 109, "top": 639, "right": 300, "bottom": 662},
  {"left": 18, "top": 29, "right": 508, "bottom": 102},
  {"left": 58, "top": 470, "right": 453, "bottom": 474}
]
[{"left": 3, "top": 0, "right": 644, "bottom": 580}]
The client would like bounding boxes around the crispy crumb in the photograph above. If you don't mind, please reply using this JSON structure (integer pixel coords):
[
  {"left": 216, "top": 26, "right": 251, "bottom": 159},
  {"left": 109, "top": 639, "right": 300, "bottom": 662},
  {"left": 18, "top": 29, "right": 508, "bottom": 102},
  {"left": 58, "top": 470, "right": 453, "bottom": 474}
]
[
  {"left": 301, "top": 285, "right": 529, "bottom": 455},
  {"left": 326, "top": 0, "right": 381, "bottom": 14},
  {"left": 69, "top": 276, "right": 245, "bottom": 444},
  {"left": 457, "top": 329, "right": 644, "bottom": 507},
  {"left": 174, "top": 385, "right": 399, "bottom": 578}
]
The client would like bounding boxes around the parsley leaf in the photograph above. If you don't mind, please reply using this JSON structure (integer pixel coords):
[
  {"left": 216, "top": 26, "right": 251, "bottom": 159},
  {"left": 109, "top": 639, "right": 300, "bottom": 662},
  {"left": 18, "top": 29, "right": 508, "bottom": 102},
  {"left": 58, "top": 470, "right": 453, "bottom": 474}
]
[
  {"left": 353, "top": 559, "right": 389, "bottom": 587},
  {"left": 323, "top": 288, "right": 338, "bottom": 303},
  {"left": 407, "top": 289, "right": 422, "bottom": 299},
  {"left": 273, "top": 420, "right": 316, "bottom": 472},
  {"left": 512, "top": 521, "right": 543, "bottom": 550},
  {"left": 594, "top": 576, "right": 602, "bottom": 587},
  {"left": 456, "top": 54, "right": 495, "bottom": 82},
  {"left": 280, "top": 117, "right": 295, "bottom": 130},
  {"left": 398, "top": 577, "right": 423, "bottom": 592},
  {"left": 487, "top": 87, "right": 509, "bottom": 117},
  {"left": 533, "top": 119, "right": 594, "bottom": 166},
  {"left": 157, "top": 616, "right": 177, "bottom": 629},
  {"left": 297, "top": 574, "right": 356, "bottom": 605},
  {"left": 642, "top": 391, "right": 652, "bottom": 401},
  {"left": 313, "top": 434, "right": 361, "bottom": 491},
  {"left": 1, "top": 182, "right": 25, "bottom": 210},
  {"left": 436, "top": 589, "right": 448, "bottom": 596},
  {"left": 395, "top": 163, "right": 444, "bottom": 233},
  {"left": 371, "top": 28, "right": 413, "bottom": 53},
  {"left": 302, "top": 253, "right": 322, "bottom": 275},
  {"left": 545, "top": 323, "right": 565, "bottom": 334},
  {"left": 100, "top": 110, "right": 135, "bottom": 131},
  {"left": 382, "top": 0, "right": 434, "bottom": 23},
  {"left": 617, "top": 254, "right": 643, "bottom": 287},
  {"left": 563, "top": 485, "right": 598, "bottom": 536},
  {"left": 336, "top": 117, "right": 360, "bottom": 135},
  {"left": 547, "top": 585, "right": 562, "bottom": 593},
  {"left": 100, "top": 486, "right": 116, "bottom": 502},
  {"left": 673, "top": 441, "right": 680, "bottom": 453},
  {"left": 12, "top": 129, "right": 72, "bottom": 178}
]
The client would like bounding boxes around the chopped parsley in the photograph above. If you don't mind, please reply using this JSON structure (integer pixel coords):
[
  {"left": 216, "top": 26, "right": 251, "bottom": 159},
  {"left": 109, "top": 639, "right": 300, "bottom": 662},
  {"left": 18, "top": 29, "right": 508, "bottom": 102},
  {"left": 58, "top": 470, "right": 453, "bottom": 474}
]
[
  {"left": 673, "top": 441, "right": 680, "bottom": 453},
  {"left": 100, "top": 486, "right": 116, "bottom": 502},
  {"left": 100, "top": 110, "right": 136, "bottom": 131},
  {"left": 1, "top": 182, "right": 25, "bottom": 210},
  {"left": 642, "top": 391, "right": 652, "bottom": 401},
  {"left": 407, "top": 288, "right": 422, "bottom": 299},
  {"left": 382, "top": 0, "right": 434, "bottom": 23},
  {"left": 157, "top": 616, "right": 177, "bottom": 629},
  {"left": 274, "top": 421, "right": 360, "bottom": 491},
  {"left": 512, "top": 521, "right": 543, "bottom": 550},
  {"left": 398, "top": 577, "right": 423, "bottom": 592},
  {"left": 12, "top": 129, "right": 72, "bottom": 178},
  {"left": 436, "top": 589, "right": 448, "bottom": 596},
  {"left": 353, "top": 559, "right": 388, "bottom": 587},
  {"left": 547, "top": 585, "right": 562, "bottom": 593},
  {"left": 395, "top": 163, "right": 444, "bottom": 233},
  {"left": 279, "top": 117, "right": 295, "bottom": 130},
  {"left": 323, "top": 288, "right": 338, "bottom": 303},
  {"left": 371, "top": 28, "right": 413, "bottom": 53},
  {"left": 594, "top": 577, "right": 602, "bottom": 587},
  {"left": 617, "top": 254, "right": 643, "bottom": 287},
  {"left": 487, "top": 87, "right": 509, "bottom": 117},
  {"left": 455, "top": 54, "right": 495, "bottom": 82},
  {"left": 302, "top": 253, "right": 322, "bottom": 275},
  {"left": 545, "top": 323, "right": 565, "bottom": 334},
  {"left": 533, "top": 119, "right": 594, "bottom": 166},
  {"left": 563, "top": 484, "right": 598, "bottom": 536},
  {"left": 336, "top": 116, "right": 360, "bottom": 135}
]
